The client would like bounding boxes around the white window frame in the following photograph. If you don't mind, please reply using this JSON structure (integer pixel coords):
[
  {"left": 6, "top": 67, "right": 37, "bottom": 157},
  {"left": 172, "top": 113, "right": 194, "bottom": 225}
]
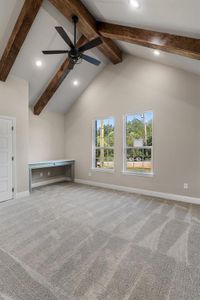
[
  {"left": 123, "top": 111, "right": 154, "bottom": 177},
  {"left": 92, "top": 117, "right": 115, "bottom": 173}
]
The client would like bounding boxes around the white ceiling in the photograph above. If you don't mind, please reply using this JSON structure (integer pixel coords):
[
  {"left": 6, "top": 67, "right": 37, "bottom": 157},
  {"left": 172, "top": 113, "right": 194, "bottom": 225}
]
[
  {"left": 117, "top": 41, "right": 200, "bottom": 76},
  {"left": 82, "top": 0, "right": 200, "bottom": 37},
  {"left": 0, "top": 0, "right": 199, "bottom": 114},
  {"left": 82, "top": 0, "right": 200, "bottom": 76}
]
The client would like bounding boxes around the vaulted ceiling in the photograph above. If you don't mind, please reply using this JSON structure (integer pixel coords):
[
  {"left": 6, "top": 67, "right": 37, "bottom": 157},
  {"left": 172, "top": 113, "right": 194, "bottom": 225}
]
[
  {"left": 0, "top": 0, "right": 199, "bottom": 114},
  {"left": 83, "top": 0, "right": 200, "bottom": 75}
]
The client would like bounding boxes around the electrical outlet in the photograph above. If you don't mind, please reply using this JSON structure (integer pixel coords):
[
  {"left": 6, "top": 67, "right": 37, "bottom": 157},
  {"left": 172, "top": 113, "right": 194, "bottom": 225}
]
[
  {"left": 184, "top": 183, "right": 188, "bottom": 189},
  {"left": 47, "top": 172, "right": 51, "bottom": 176},
  {"left": 40, "top": 172, "right": 43, "bottom": 177},
  {"left": 88, "top": 172, "right": 92, "bottom": 177}
]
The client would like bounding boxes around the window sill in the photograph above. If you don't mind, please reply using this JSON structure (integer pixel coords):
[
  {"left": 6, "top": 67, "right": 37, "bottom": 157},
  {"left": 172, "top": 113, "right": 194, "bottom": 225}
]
[
  {"left": 122, "top": 171, "right": 154, "bottom": 178},
  {"left": 91, "top": 168, "right": 115, "bottom": 174}
]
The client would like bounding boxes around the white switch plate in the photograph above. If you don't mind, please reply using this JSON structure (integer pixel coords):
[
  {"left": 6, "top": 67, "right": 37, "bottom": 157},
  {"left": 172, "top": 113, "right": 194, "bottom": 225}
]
[
  {"left": 184, "top": 183, "right": 188, "bottom": 189},
  {"left": 88, "top": 172, "right": 92, "bottom": 177},
  {"left": 40, "top": 172, "right": 43, "bottom": 177}
]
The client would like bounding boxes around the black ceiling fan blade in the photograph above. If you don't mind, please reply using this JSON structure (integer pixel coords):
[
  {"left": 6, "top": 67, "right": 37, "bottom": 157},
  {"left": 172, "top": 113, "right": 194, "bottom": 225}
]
[
  {"left": 78, "top": 37, "right": 103, "bottom": 53},
  {"left": 42, "top": 50, "right": 69, "bottom": 55},
  {"left": 81, "top": 54, "right": 101, "bottom": 66},
  {"left": 55, "top": 26, "right": 74, "bottom": 49}
]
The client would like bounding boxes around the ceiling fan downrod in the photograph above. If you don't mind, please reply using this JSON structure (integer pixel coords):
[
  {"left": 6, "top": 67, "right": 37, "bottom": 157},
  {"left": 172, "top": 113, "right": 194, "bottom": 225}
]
[{"left": 72, "top": 15, "right": 78, "bottom": 46}]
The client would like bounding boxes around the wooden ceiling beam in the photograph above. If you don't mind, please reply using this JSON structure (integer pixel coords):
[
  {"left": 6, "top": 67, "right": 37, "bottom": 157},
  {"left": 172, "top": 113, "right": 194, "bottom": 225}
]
[
  {"left": 49, "top": 0, "right": 122, "bottom": 64},
  {"left": 98, "top": 22, "right": 200, "bottom": 60},
  {"left": 0, "top": 0, "right": 43, "bottom": 81},
  {"left": 34, "top": 36, "right": 87, "bottom": 115}
]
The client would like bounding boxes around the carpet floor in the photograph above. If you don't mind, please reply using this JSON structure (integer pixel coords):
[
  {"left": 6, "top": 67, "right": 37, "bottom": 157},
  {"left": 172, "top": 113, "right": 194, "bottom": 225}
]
[{"left": 0, "top": 182, "right": 200, "bottom": 300}]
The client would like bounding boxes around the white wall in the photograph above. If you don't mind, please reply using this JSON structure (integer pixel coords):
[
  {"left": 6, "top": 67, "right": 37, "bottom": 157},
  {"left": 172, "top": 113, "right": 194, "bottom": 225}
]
[
  {"left": 0, "top": 75, "right": 29, "bottom": 193},
  {"left": 29, "top": 109, "right": 65, "bottom": 162},
  {"left": 64, "top": 55, "right": 200, "bottom": 198}
]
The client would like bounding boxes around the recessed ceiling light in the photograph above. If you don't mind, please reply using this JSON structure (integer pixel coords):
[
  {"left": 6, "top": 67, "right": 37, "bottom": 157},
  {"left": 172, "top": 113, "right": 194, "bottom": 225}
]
[
  {"left": 73, "top": 80, "right": 79, "bottom": 86},
  {"left": 154, "top": 50, "right": 161, "bottom": 56},
  {"left": 35, "top": 60, "right": 42, "bottom": 67},
  {"left": 129, "top": 0, "right": 140, "bottom": 9}
]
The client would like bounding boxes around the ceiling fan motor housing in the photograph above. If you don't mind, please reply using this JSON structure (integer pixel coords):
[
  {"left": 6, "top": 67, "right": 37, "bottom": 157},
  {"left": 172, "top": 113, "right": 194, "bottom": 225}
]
[{"left": 69, "top": 48, "right": 81, "bottom": 63}]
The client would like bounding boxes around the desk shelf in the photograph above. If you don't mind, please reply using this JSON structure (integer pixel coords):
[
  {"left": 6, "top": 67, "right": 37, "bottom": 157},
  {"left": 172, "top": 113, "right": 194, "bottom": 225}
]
[{"left": 29, "top": 160, "right": 75, "bottom": 192}]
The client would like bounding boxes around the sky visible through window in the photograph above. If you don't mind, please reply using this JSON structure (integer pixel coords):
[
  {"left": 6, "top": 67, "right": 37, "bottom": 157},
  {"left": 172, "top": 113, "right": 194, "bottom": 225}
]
[
  {"left": 96, "top": 118, "right": 114, "bottom": 130},
  {"left": 126, "top": 111, "right": 153, "bottom": 123}
]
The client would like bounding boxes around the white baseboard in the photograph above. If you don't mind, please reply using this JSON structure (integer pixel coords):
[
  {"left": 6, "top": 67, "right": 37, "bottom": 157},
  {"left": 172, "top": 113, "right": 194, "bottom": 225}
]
[
  {"left": 32, "top": 177, "right": 69, "bottom": 188},
  {"left": 75, "top": 179, "right": 200, "bottom": 205},
  {"left": 16, "top": 191, "right": 30, "bottom": 199}
]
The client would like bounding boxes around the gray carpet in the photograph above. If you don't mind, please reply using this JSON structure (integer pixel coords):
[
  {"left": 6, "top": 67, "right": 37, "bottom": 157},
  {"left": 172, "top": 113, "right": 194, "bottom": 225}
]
[{"left": 0, "top": 182, "right": 200, "bottom": 300}]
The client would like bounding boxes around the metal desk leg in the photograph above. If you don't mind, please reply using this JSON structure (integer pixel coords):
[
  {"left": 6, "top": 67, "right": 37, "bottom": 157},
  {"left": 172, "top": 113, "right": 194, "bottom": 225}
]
[
  {"left": 29, "top": 168, "right": 32, "bottom": 193},
  {"left": 71, "top": 162, "right": 75, "bottom": 182}
]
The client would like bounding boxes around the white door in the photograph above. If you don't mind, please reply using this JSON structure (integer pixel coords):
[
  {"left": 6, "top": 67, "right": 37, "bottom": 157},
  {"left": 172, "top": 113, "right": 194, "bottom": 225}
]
[{"left": 0, "top": 118, "right": 13, "bottom": 202}]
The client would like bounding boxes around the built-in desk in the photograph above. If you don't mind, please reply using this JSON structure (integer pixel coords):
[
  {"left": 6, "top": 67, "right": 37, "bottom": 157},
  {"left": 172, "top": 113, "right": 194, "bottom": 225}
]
[{"left": 29, "top": 160, "right": 75, "bottom": 192}]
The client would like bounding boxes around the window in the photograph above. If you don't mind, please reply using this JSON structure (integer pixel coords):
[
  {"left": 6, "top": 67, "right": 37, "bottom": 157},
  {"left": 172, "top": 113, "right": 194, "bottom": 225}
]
[
  {"left": 124, "top": 111, "right": 153, "bottom": 175},
  {"left": 93, "top": 117, "right": 115, "bottom": 170}
]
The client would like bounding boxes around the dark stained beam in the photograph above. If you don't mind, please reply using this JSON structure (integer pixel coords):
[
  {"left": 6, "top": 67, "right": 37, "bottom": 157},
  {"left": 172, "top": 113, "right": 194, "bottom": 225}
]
[
  {"left": 34, "top": 36, "right": 87, "bottom": 115},
  {"left": 34, "top": 59, "right": 72, "bottom": 115},
  {"left": 0, "top": 0, "right": 43, "bottom": 81},
  {"left": 98, "top": 22, "right": 200, "bottom": 60},
  {"left": 49, "top": 0, "right": 122, "bottom": 64}
]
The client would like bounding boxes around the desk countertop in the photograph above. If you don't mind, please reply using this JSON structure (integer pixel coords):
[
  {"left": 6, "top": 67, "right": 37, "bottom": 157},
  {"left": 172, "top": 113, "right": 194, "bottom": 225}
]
[
  {"left": 29, "top": 159, "right": 74, "bottom": 165},
  {"left": 29, "top": 160, "right": 75, "bottom": 169}
]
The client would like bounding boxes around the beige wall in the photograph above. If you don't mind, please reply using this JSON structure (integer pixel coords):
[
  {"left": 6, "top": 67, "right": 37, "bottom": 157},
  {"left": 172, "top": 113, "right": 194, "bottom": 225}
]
[
  {"left": 199, "top": 110, "right": 200, "bottom": 186},
  {"left": 0, "top": 77, "right": 65, "bottom": 194},
  {"left": 29, "top": 109, "right": 65, "bottom": 162},
  {"left": 64, "top": 55, "right": 200, "bottom": 198},
  {"left": 0, "top": 75, "right": 29, "bottom": 193}
]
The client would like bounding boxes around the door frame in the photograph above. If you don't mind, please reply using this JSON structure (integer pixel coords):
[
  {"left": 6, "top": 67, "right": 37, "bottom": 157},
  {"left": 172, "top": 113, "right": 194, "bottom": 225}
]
[{"left": 0, "top": 115, "right": 16, "bottom": 201}]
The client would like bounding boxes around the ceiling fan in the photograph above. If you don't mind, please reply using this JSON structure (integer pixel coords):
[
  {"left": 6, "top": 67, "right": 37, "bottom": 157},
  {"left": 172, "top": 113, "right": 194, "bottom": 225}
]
[{"left": 42, "top": 16, "right": 103, "bottom": 69}]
